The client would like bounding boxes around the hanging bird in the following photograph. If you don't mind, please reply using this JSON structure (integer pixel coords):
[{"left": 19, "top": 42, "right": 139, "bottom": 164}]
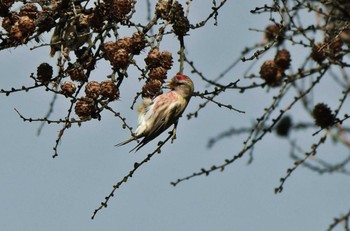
[{"left": 116, "top": 74, "right": 194, "bottom": 152}]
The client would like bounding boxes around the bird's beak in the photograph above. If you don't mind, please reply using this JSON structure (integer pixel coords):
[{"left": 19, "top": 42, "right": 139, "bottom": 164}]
[{"left": 166, "top": 78, "right": 176, "bottom": 89}]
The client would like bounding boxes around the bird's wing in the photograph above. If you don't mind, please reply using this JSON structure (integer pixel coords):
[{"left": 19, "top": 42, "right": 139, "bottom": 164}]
[{"left": 146, "top": 92, "right": 183, "bottom": 136}]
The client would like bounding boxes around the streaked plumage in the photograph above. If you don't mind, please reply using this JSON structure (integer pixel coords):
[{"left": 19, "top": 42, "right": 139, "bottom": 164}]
[{"left": 116, "top": 74, "right": 194, "bottom": 152}]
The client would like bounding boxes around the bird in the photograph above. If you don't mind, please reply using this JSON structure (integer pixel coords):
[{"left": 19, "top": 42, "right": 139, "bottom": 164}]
[
  {"left": 49, "top": 3, "right": 91, "bottom": 58},
  {"left": 116, "top": 74, "right": 194, "bottom": 152}
]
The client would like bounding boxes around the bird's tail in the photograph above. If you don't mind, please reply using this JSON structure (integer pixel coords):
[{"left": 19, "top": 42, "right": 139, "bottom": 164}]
[
  {"left": 116, "top": 136, "right": 148, "bottom": 153},
  {"left": 115, "top": 136, "right": 136, "bottom": 147}
]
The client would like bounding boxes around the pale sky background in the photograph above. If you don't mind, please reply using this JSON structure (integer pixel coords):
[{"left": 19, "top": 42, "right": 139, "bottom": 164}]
[{"left": 1, "top": 1, "right": 350, "bottom": 231}]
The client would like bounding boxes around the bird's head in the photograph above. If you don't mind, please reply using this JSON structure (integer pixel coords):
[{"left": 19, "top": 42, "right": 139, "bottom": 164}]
[{"left": 167, "top": 74, "right": 194, "bottom": 99}]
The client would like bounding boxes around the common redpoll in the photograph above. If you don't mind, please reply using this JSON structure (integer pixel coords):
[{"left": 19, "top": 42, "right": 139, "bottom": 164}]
[
  {"left": 50, "top": 23, "right": 91, "bottom": 58},
  {"left": 116, "top": 74, "right": 194, "bottom": 152},
  {"left": 50, "top": 4, "right": 91, "bottom": 58}
]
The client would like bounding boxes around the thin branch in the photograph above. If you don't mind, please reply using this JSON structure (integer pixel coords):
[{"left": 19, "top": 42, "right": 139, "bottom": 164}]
[{"left": 91, "top": 128, "right": 175, "bottom": 219}]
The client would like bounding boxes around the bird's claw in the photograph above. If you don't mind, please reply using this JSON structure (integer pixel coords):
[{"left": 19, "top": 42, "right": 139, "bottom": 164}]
[{"left": 171, "top": 127, "right": 177, "bottom": 143}]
